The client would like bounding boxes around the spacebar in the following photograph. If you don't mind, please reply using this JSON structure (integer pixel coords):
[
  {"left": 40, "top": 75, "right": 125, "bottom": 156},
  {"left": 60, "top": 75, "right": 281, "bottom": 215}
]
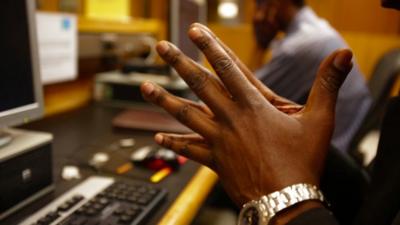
[{"left": 57, "top": 216, "right": 98, "bottom": 225}]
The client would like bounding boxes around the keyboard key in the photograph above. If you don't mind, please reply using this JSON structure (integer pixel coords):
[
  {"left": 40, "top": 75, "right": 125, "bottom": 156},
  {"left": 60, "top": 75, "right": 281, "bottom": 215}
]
[
  {"left": 57, "top": 195, "right": 85, "bottom": 213},
  {"left": 108, "top": 193, "right": 118, "bottom": 199},
  {"left": 118, "top": 215, "right": 134, "bottom": 224},
  {"left": 74, "top": 207, "right": 86, "bottom": 214},
  {"left": 137, "top": 187, "right": 147, "bottom": 194},
  {"left": 92, "top": 203, "right": 104, "bottom": 211},
  {"left": 116, "top": 195, "right": 125, "bottom": 201},
  {"left": 97, "top": 197, "right": 109, "bottom": 206},
  {"left": 124, "top": 209, "right": 139, "bottom": 218},
  {"left": 84, "top": 208, "right": 98, "bottom": 216},
  {"left": 57, "top": 203, "right": 72, "bottom": 212},
  {"left": 38, "top": 219, "right": 51, "bottom": 225},
  {"left": 82, "top": 203, "right": 92, "bottom": 208},
  {"left": 138, "top": 196, "right": 152, "bottom": 205},
  {"left": 113, "top": 207, "right": 124, "bottom": 215},
  {"left": 45, "top": 211, "right": 60, "bottom": 221},
  {"left": 68, "top": 218, "right": 88, "bottom": 225},
  {"left": 127, "top": 196, "right": 138, "bottom": 203},
  {"left": 72, "top": 195, "right": 84, "bottom": 202},
  {"left": 127, "top": 204, "right": 140, "bottom": 211},
  {"left": 148, "top": 189, "right": 159, "bottom": 196}
]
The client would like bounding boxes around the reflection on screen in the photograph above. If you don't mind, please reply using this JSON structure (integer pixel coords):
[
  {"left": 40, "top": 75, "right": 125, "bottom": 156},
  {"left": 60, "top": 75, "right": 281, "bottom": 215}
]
[{"left": 0, "top": 0, "right": 35, "bottom": 112}]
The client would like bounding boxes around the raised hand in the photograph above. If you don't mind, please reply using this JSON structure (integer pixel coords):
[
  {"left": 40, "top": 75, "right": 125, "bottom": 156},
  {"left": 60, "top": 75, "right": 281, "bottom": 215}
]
[{"left": 141, "top": 23, "right": 353, "bottom": 206}]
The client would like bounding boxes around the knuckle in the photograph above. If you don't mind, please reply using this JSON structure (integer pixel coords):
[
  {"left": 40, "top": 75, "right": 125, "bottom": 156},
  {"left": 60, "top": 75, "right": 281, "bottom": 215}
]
[
  {"left": 176, "top": 104, "right": 191, "bottom": 124},
  {"left": 165, "top": 49, "right": 181, "bottom": 66},
  {"left": 149, "top": 88, "right": 166, "bottom": 105},
  {"left": 179, "top": 144, "right": 191, "bottom": 157},
  {"left": 214, "top": 57, "right": 234, "bottom": 74},
  {"left": 194, "top": 35, "right": 211, "bottom": 51},
  {"left": 154, "top": 91, "right": 166, "bottom": 105},
  {"left": 319, "top": 68, "right": 342, "bottom": 94},
  {"left": 236, "top": 94, "right": 263, "bottom": 113},
  {"left": 247, "top": 99, "right": 264, "bottom": 110},
  {"left": 187, "top": 72, "right": 210, "bottom": 94},
  {"left": 162, "top": 136, "right": 173, "bottom": 149}
]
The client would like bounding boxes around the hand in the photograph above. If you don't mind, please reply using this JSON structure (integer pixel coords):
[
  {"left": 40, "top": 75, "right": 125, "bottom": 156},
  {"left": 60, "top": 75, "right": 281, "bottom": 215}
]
[
  {"left": 253, "top": 1, "right": 280, "bottom": 49},
  {"left": 141, "top": 23, "right": 353, "bottom": 206}
]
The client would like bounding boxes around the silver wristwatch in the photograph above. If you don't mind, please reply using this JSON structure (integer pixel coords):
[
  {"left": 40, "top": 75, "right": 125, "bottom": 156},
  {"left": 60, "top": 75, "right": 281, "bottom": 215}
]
[{"left": 238, "top": 183, "right": 325, "bottom": 225}]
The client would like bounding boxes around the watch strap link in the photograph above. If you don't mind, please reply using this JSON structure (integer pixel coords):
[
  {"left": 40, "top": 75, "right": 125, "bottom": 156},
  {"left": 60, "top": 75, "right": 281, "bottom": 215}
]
[
  {"left": 239, "top": 183, "right": 325, "bottom": 225},
  {"left": 259, "top": 183, "right": 324, "bottom": 216}
]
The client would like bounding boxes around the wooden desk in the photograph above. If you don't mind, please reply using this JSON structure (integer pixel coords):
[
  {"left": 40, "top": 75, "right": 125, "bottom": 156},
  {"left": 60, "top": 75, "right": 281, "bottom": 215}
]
[{"left": 1, "top": 103, "right": 217, "bottom": 225}]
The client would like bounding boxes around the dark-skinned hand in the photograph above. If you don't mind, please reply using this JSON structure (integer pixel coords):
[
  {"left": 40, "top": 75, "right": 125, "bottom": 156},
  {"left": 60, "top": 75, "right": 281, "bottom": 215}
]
[{"left": 140, "top": 23, "right": 353, "bottom": 211}]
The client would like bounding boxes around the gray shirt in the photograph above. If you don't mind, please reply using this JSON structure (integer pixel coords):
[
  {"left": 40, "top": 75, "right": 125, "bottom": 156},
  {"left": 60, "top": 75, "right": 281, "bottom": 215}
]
[{"left": 255, "top": 7, "right": 372, "bottom": 153}]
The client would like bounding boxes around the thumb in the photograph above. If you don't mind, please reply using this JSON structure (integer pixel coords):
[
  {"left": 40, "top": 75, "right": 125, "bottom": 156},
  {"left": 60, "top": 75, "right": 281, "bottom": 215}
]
[{"left": 306, "top": 49, "right": 353, "bottom": 115}]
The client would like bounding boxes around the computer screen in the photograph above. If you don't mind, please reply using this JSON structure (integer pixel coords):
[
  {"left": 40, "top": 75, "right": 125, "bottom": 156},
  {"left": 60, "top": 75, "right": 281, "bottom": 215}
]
[{"left": 0, "top": 0, "right": 44, "bottom": 128}]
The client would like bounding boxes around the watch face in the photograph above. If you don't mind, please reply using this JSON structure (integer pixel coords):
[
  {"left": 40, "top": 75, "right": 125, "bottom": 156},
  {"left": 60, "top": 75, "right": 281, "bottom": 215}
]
[{"left": 240, "top": 206, "right": 260, "bottom": 225}]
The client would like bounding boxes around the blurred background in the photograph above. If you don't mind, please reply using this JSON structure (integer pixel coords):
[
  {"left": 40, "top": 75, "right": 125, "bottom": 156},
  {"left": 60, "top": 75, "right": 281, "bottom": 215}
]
[
  {"left": 35, "top": 0, "right": 400, "bottom": 117},
  {"left": 1, "top": 1, "right": 398, "bottom": 224}
]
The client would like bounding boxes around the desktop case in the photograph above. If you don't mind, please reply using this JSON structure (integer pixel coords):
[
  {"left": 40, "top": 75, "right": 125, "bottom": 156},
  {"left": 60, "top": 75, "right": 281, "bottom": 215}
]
[{"left": 0, "top": 129, "right": 54, "bottom": 220}]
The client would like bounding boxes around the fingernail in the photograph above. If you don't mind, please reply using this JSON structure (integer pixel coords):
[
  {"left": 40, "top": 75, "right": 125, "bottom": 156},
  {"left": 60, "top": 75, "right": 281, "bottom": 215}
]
[
  {"left": 189, "top": 27, "right": 203, "bottom": 39},
  {"left": 157, "top": 41, "right": 170, "bottom": 55},
  {"left": 142, "top": 82, "right": 155, "bottom": 95},
  {"left": 155, "top": 134, "right": 164, "bottom": 145},
  {"left": 334, "top": 50, "right": 353, "bottom": 72}
]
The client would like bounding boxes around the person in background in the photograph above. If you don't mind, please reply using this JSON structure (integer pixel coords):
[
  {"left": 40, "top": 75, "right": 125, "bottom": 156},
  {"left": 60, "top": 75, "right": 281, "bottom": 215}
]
[
  {"left": 251, "top": 0, "right": 372, "bottom": 153},
  {"left": 139, "top": 0, "right": 400, "bottom": 222}
]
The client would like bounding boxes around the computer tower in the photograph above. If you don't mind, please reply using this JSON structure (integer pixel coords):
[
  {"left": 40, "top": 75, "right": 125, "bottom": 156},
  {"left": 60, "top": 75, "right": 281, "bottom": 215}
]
[{"left": 0, "top": 129, "right": 54, "bottom": 220}]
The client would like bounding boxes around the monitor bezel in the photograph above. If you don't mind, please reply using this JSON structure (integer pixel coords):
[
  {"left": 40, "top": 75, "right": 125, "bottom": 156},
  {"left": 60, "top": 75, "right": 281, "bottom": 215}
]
[{"left": 0, "top": 0, "right": 44, "bottom": 128}]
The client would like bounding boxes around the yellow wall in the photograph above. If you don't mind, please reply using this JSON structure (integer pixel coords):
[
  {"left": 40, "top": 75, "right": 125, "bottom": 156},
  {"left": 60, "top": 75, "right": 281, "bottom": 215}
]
[
  {"left": 307, "top": 0, "right": 400, "bottom": 34},
  {"left": 243, "top": 0, "right": 400, "bottom": 35},
  {"left": 209, "top": 23, "right": 400, "bottom": 79}
]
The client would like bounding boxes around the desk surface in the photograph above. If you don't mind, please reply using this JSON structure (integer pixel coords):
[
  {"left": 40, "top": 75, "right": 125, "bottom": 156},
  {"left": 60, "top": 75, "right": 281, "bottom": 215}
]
[{"left": 2, "top": 103, "right": 217, "bottom": 225}]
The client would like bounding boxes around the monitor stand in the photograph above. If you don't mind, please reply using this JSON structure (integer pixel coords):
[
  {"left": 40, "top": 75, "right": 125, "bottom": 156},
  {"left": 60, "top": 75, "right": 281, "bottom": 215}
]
[{"left": 0, "top": 129, "right": 13, "bottom": 148}]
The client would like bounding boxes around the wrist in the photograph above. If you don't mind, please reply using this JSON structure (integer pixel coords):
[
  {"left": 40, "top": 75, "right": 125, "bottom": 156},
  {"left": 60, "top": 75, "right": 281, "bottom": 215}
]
[{"left": 271, "top": 201, "right": 324, "bottom": 225}]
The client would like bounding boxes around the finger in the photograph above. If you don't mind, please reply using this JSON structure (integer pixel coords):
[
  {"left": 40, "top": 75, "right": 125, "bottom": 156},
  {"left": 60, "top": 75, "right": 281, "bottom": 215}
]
[
  {"left": 160, "top": 133, "right": 206, "bottom": 144},
  {"left": 156, "top": 41, "right": 233, "bottom": 116},
  {"left": 155, "top": 133, "right": 214, "bottom": 168},
  {"left": 306, "top": 49, "right": 353, "bottom": 115},
  {"left": 188, "top": 26, "right": 262, "bottom": 103},
  {"left": 192, "top": 23, "right": 279, "bottom": 103},
  {"left": 141, "top": 82, "right": 217, "bottom": 138},
  {"left": 178, "top": 96, "right": 214, "bottom": 116}
]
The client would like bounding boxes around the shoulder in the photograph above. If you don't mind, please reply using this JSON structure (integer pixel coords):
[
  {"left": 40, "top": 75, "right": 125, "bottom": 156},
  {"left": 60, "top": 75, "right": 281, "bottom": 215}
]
[{"left": 277, "top": 19, "right": 346, "bottom": 60}]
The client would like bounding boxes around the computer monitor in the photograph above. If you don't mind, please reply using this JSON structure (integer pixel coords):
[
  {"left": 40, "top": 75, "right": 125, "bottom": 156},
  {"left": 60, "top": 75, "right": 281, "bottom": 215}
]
[
  {"left": 0, "top": 0, "right": 44, "bottom": 146},
  {"left": 170, "top": 0, "right": 207, "bottom": 64}
]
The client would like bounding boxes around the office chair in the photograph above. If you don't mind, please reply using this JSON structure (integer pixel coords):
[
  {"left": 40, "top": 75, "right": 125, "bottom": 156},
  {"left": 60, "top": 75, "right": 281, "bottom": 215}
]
[{"left": 350, "top": 48, "right": 400, "bottom": 165}]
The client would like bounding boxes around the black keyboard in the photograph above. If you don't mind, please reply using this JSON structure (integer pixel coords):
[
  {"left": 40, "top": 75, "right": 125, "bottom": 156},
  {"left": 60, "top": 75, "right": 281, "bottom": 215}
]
[{"left": 20, "top": 176, "right": 168, "bottom": 225}]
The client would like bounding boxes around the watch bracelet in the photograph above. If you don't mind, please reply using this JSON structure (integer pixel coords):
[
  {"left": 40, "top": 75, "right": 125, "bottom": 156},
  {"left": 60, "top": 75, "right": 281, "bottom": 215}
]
[{"left": 241, "top": 183, "right": 325, "bottom": 225}]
